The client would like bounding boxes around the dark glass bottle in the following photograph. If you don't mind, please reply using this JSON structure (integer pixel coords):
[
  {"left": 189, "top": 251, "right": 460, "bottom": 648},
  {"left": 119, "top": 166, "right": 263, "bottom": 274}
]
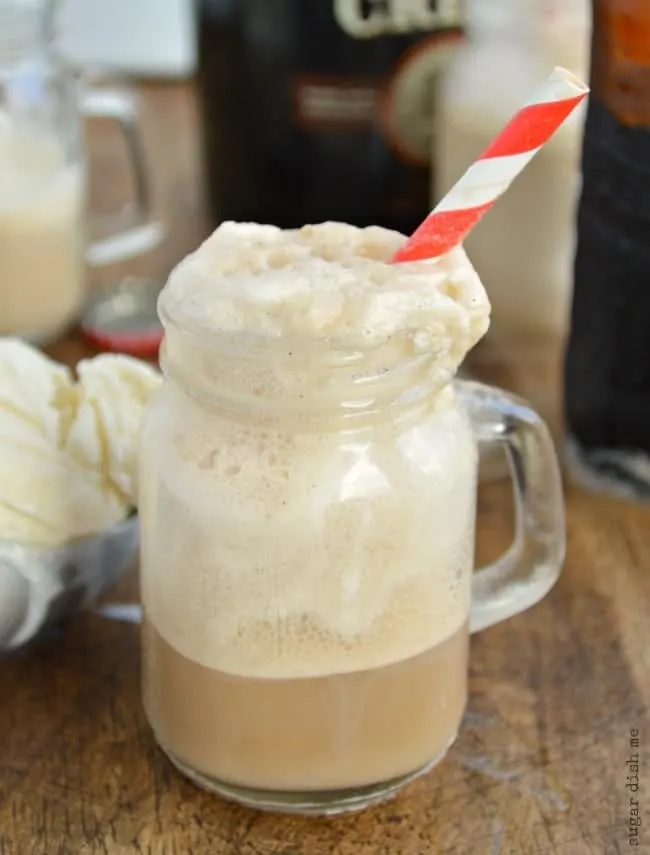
[
  {"left": 196, "top": 0, "right": 465, "bottom": 234},
  {"left": 565, "top": 0, "right": 650, "bottom": 500}
]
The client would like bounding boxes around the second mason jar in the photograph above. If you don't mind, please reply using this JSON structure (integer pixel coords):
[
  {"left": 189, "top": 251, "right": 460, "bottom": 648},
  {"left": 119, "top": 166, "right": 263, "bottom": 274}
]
[{"left": 0, "top": 0, "right": 161, "bottom": 343}]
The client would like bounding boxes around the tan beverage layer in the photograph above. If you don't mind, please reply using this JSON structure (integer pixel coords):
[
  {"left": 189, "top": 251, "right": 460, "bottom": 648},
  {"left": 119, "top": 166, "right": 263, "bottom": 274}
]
[{"left": 144, "top": 619, "right": 469, "bottom": 791}]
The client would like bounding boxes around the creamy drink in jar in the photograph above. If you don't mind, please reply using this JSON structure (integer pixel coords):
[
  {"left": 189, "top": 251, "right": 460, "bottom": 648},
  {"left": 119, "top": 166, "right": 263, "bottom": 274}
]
[
  {"left": 140, "top": 221, "right": 566, "bottom": 814},
  {"left": 0, "top": 117, "right": 85, "bottom": 341},
  {"left": 0, "top": 0, "right": 161, "bottom": 344}
]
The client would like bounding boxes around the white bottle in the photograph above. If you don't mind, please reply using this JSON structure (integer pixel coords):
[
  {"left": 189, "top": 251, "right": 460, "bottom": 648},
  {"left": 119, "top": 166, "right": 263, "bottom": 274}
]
[{"left": 436, "top": 0, "right": 591, "bottom": 432}]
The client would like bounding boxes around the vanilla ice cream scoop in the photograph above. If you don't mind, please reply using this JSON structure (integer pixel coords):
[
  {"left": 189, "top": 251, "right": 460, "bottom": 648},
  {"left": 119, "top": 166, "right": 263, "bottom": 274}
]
[
  {"left": 63, "top": 354, "right": 163, "bottom": 506},
  {"left": 0, "top": 339, "right": 161, "bottom": 546}
]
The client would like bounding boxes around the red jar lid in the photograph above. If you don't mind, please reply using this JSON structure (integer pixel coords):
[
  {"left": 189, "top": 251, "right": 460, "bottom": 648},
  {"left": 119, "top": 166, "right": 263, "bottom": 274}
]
[{"left": 81, "top": 278, "right": 163, "bottom": 358}]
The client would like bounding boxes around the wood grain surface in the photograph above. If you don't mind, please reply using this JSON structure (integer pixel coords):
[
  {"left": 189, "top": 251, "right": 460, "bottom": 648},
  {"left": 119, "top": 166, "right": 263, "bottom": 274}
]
[{"left": 1, "top": 82, "right": 649, "bottom": 855}]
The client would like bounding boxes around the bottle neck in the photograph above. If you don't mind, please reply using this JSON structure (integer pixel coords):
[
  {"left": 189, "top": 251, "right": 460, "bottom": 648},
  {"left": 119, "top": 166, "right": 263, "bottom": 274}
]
[
  {"left": 467, "top": 0, "right": 590, "bottom": 63},
  {"left": 466, "top": 0, "right": 529, "bottom": 40},
  {"left": 0, "top": 0, "right": 54, "bottom": 68}
]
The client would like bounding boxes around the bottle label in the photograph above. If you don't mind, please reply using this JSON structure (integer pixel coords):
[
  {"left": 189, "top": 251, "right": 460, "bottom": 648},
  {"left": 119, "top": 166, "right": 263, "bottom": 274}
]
[
  {"left": 292, "top": 29, "right": 463, "bottom": 165},
  {"left": 593, "top": 0, "right": 650, "bottom": 127},
  {"left": 292, "top": 77, "right": 381, "bottom": 130},
  {"left": 333, "top": 0, "right": 464, "bottom": 39},
  {"left": 300, "top": 1, "right": 467, "bottom": 165}
]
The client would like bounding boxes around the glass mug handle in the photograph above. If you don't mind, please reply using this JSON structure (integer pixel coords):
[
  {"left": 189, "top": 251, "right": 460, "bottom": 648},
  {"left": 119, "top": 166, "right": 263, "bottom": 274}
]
[
  {"left": 80, "top": 87, "right": 165, "bottom": 267},
  {"left": 456, "top": 380, "right": 566, "bottom": 634}
]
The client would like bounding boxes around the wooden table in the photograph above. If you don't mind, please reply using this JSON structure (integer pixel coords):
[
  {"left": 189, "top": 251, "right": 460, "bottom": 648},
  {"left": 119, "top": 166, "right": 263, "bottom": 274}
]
[{"left": 2, "top": 83, "right": 650, "bottom": 855}]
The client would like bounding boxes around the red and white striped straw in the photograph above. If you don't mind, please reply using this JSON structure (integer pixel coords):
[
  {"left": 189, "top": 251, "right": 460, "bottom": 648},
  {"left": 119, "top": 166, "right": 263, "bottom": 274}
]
[{"left": 393, "top": 66, "right": 589, "bottom": 264}]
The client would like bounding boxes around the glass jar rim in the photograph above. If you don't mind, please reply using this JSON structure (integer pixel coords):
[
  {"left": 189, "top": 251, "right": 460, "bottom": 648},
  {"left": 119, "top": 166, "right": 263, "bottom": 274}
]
[
  {"left": 157, "top": 286, "right": 433, "bottom": 373},
  {"left": 158, "top": 297, "right": 453, "bottom": 430}
]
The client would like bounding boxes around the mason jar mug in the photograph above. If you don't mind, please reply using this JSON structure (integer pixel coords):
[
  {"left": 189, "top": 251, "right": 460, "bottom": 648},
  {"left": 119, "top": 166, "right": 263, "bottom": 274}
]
[{"left": 139, "top": 314, "right": 565, "bottom": 816}]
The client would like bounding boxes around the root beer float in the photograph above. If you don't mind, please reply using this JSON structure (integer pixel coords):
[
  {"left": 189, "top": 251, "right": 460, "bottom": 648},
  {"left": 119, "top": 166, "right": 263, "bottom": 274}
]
[{"left": 139, "top": 69, "right": 584, "bottom": 814}]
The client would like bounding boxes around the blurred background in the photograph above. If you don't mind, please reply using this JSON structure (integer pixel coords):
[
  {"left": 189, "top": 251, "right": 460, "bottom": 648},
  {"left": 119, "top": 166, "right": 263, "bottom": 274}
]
[
  {"left": 4, "top": 0, "right": 590, "bottom": 375},
  {"left": 48, "top": 0, "right": 591, "bottom": 446},
  {"left": 6, "top": 0, "right": 635, "bottom": 493}
]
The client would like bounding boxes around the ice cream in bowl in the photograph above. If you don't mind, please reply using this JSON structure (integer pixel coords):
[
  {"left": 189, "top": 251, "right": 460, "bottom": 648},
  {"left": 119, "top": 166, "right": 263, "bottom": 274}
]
[{"left": 0, "top": 339, "right": 161, "bottom": 651}]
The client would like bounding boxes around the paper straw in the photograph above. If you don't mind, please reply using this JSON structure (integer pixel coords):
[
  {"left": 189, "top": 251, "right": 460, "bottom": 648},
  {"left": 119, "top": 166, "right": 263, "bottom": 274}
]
[{"left": 392, "top": 66, "right": 589, "bottom": 264}]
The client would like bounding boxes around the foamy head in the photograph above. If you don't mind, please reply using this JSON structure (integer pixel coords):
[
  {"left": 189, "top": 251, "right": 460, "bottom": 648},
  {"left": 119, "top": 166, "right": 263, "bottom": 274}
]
[{"left": 160, "top": 221, "right": 490, "bottom": 390}]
